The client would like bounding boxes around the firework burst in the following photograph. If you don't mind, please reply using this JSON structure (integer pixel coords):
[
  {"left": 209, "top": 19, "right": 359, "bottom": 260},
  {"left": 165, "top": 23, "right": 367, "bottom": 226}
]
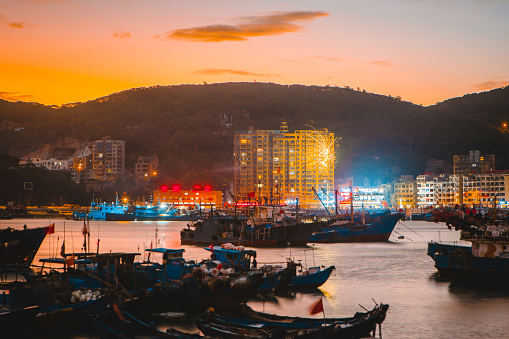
[{"left": 306, "top": 126, "right": 339, "bottom": 175}]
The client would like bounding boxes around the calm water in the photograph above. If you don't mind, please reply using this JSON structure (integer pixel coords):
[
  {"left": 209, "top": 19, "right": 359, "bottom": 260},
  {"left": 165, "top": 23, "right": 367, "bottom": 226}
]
[{"left": 3, "top": 218, "right": 509, "bottom": 339}]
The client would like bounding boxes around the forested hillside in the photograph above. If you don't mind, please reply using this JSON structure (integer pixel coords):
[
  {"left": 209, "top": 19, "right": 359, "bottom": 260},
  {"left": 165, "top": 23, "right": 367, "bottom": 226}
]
[{"left": 1, "top": 83, "right": 509, "bottom": 190}]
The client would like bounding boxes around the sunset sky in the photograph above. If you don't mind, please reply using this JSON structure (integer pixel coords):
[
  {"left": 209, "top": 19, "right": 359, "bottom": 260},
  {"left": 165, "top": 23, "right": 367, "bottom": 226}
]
[{"left": 1, "top": 0, "right": 508, "bottom": 106}]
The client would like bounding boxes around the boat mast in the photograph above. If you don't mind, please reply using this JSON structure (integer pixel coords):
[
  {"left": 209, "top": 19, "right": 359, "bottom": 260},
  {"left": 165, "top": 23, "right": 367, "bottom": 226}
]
[{"left": 350, "top": 181, "right": 354, "bottom": 223}]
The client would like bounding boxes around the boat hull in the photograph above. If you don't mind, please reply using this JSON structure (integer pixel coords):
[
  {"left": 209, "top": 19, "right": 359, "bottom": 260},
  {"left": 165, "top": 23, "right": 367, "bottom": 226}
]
[
  {"left": 310, "top": 214, "right": 402, "bottom": 243},
  {"left": 287, "top": 265, "right": 336, "bottom": 288},
  {"left": 0, "top": 226, "right": 50, "bottom": 269},
  {"left": 427, "top": 242, "right": 509, "bottom": 281}
]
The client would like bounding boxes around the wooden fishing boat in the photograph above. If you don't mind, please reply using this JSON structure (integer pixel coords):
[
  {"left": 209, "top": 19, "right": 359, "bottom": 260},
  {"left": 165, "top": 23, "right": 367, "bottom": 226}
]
[
  {"left": 196, "top": 303, "right": 389, "bottom": 339},
  {"left": 91, "top": 306, "right": 202, "bottom": 339},
  {"left": 195, "top": 316, "right": 274, "bottom": 338}
]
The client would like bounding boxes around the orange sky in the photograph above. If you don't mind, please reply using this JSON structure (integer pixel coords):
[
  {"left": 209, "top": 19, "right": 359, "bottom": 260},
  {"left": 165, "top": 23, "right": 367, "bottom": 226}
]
[{"left": 1, "top": 0, "right": 508, "bottom": 106}]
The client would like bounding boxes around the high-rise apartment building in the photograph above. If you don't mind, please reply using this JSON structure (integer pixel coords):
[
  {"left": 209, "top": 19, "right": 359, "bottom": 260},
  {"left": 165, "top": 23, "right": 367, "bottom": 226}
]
[
  {"left": 92, "top": 139, "right": 125, "bottom": 181},
  {"left": 233, "top": 122, "right": 335, "bottom": 209}
]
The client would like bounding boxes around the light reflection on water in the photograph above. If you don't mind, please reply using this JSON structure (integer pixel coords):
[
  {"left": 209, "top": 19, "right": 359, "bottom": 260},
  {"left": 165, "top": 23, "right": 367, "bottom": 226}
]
[{"left": 3, "top": 219, "right": 509, "bottom": 338}]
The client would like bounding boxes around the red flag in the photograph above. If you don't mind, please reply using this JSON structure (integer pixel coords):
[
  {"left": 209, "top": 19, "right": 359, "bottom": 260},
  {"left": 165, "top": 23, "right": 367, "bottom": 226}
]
[
  {"left": 64, "top": 254, "right": 75, "bottom": 266},
  {"left": 113, "top": 302, "right": 125, "bottom": 321},
  {"left": 310, "top": 297, "right": 324, "bottom": 315},
  {"left": 47, "top": 223, "right": 55, "bottom": 234},
  {"left": 247, "top": 192, "right": 255, "bottom": 198}
]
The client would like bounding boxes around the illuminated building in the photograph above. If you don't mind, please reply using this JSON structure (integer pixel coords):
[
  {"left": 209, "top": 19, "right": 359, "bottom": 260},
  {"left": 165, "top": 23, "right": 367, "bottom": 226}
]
[
  {"left": 19, "top": 158, "right": 69, "bottom": 170},
  {"left": 453, "top": 150, "right": 495, "bottom": 175},
  {"left": 152, "top": 185, "right": 222, "bottom": 208},
  {"left": 414, "top": 172, "right": 509, "bottom": 208},
  {"left": 135, "top": 154, "right": 159, "bottom": 181},
  {"left": 233, "top": 122, "right": 336, "bottom": 209},
  {"left": 390, "top": 175, "right": 417, "bottom": 209},
  {"left": 92, "top": 139, "right": 125, "bottom": 181}
]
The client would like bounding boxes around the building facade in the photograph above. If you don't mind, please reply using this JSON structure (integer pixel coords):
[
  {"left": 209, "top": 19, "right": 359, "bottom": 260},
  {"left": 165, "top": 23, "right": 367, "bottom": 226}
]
[
  {"left": 233, "top": 122, "right": 335, "bottom": 209},
  {"left": 19, "top": 158, "right": 70, "bottom": 170},
  {"left": 92, "top": 139, "right": 125, "bottom": 181},
  {"left": 153, "top": 185, "right": 222, "bottom": 208},
  {"left": 390, "top": 175, "right": 417, "bottom": 209},
  {"left": 135, "top": 154, "right": 160, "bottom": 181},
  {"left": 453, "top": 150, "right": 495, "bottom": 175}
]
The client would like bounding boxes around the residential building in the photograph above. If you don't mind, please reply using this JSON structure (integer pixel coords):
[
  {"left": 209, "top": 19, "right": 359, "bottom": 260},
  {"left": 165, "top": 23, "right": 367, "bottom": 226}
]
[
  {"left": 135, "top": 154, "right": 159, "bottom": 181},
  {"left": 19, "top": 158, "right": 70, "bottom": 170},
  {"left": 391, "top": 175, "right": 417, "bottom": 208},
  {"left": 453, "top": 150, "right": 495, "bottom": 175},
  {"left": 92, "top": 139, "right": 125, "bottom": 181},
  {"left": 233, "top": 122, "right": 335, "bottom": 209}
]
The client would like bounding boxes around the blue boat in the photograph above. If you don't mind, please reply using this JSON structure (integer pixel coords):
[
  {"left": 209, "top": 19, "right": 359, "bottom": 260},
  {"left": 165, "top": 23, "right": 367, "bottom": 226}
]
[
  {"left": 310, "top": 213, "right": 403, "bottom": 243},
  {"left": 204, "top": 245, "right": 334, "bottom": 290},
  {"left": 287, "top": 265, "right": 336, "bottom": 288},
  {"left": 74, "top": 197, "right": 129, "bottom": 221},
  {"left": 427, "top": 231, "right": 509, "bottom": 281},
  {"left": 103, "top": 204, "right": 200, "bottom": 221},
  {"left": 203, "top": 245, "right": 285, "bottom": 292},
  {"left": 133, "top": 248, "right": 198, "bottom": 282}
]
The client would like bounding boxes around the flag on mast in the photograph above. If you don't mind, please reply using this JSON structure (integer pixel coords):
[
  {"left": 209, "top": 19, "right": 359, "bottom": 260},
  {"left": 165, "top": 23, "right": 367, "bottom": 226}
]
[{"left": 310, "top": 297, "right": 324, "bottom": 315}]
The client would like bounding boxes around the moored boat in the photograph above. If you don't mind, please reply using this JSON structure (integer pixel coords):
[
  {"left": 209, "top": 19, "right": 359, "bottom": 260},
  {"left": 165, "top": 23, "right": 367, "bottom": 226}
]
[
  {"left": 427, "top": 228, "right": 509, "bottom": 281},
  {"left": 427, "top": 205, "right": 509, "bottom": 281},
  {"left": 0, "top": 225, "right": 51, "bottom": 269},
  {"left": 91, "top": 306, "right": 202, "bottom": 339},
  {"left": 196, "top": 302, "right": 389, "bottom": 339},
  {"left": 180, "top": 216, "right": 286, "bottom": 246},
  {"left": 310, "top": 213, "right": 403, "bottom": 243}
]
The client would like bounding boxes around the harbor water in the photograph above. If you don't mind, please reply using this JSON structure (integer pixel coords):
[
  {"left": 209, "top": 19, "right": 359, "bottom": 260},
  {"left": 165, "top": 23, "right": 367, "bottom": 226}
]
[{"left": 2, "top": 218, "right": 509, "bottom": 338}]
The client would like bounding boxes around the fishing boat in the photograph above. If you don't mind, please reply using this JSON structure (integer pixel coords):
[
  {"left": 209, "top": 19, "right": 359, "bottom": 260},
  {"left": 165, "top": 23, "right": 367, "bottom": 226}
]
[
  {"left": 105, "top": 204, "right": 200, "bottom": 222},
  {"left": 427, "top": 202, "right": 509, "bottom": 281},
  {"left": 36, "top": 293, "right": 109, "bottom": 329},
  {"left": 134, "top": 248, "right": 198, "bottom": 282},
  {"left": 196, "top": 302, "right": 389, "bottom": 339},
  {"left": 286, "top": 265, "right": 336, "bottom": 289},
  {"left": 0, "top": 225, "right": 51, "bottom": 269},
  {"left": 181, "top": 213, "right": 321, "bottom": 247},
  {"left": 75, "top": 197, "right": 129, "bottom": 221},
  {"left": 203, "top": 245, "right": 290, "bottom": 292},
  {"left": 0, "top": 305, "right": 39, "bottom": 337},
  {"left": 309, "top": 213, "right": 403, "bottom": 243},
  {"left": 203, "top": 245, "right": 334, "bottom": 290},
  {"left": 91, "top": 306, "right": 202, "bottom": 339},
  {"left": 180, "top": 216, "right": 285, "bottom": 246}
]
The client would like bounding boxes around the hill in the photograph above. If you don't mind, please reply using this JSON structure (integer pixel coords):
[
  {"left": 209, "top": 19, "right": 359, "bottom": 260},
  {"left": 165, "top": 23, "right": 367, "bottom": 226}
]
[{"left": 1, "top": 83, "right": 509, "bottom": 191}]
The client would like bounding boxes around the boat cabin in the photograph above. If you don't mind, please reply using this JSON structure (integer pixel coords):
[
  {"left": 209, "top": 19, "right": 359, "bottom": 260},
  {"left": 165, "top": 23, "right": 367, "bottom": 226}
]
[
  {"left": 134, "top": 248, "right": 197, "bottom": 282},
  {"left": 204, "top": 246, "right": 257, "bottom": 271}
]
